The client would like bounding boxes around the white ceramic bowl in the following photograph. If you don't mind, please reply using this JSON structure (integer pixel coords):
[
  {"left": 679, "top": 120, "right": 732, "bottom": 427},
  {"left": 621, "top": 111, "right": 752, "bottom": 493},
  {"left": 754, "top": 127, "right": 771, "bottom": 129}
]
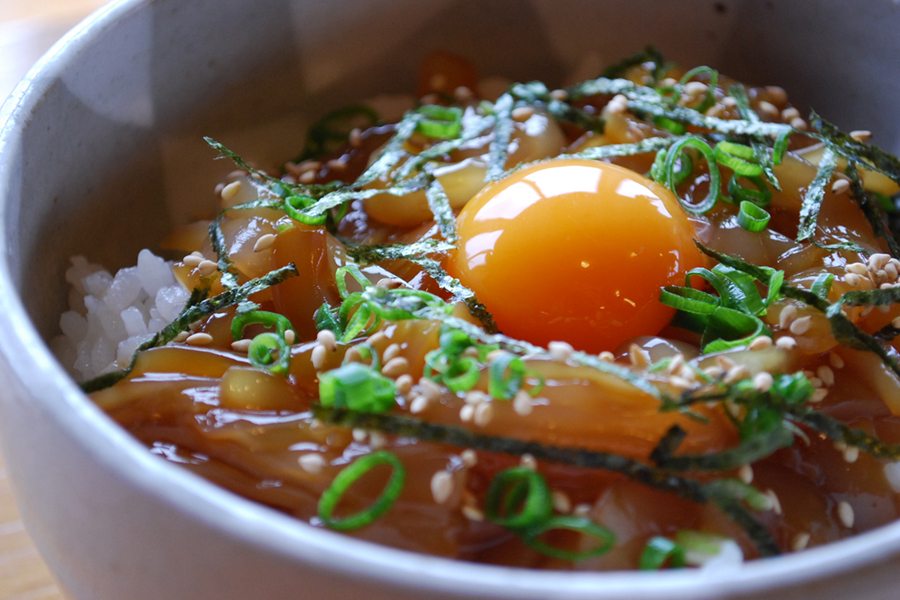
[{"left": 2, "top": 1, "right": 900, "bottom": 598}]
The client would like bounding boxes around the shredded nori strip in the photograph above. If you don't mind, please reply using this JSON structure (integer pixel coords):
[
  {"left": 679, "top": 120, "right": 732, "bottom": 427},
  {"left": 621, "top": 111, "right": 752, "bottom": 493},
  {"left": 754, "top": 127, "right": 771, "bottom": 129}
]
[
  {"left": 601, "top": 45, "right": 669, "bottom": 83},
  {"left": 845, "top": 161, "right": 900, "bottom": 258},
  {"left": 653, "top": 425, "right": 794, "bottom": 471},
  {"left": 345, "top": 238, "right": 457, "bottom": 263},
  {"left": 486, "top": 94, "right": 514, "bottom": 181},
  {"left": 726, "top": 84, "right": 781, "bottom": 191},
  {"left": 810, "top": 112, "right": 900, "bottom": 184},
  {"left": 424, "top": 173, "right": 458, "bottom": 242},
  {"left": 796, "top": 146, "right": 837, "bottom": 242},
  {"left": 80, "top": 264, "right": 299, "bottom": 393}
]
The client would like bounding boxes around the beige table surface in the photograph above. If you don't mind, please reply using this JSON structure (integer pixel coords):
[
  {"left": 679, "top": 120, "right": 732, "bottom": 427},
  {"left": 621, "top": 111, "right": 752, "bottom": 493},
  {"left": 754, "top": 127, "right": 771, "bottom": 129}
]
[{"left": 1, "top": 3, "right": 111, "bottom": 598}]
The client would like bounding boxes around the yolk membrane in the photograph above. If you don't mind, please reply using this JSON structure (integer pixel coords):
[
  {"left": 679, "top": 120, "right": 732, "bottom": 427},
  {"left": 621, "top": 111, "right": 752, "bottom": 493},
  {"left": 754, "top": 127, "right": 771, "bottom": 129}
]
[{"left": 446, "top": 159, "right": 706, "bottom": 353}]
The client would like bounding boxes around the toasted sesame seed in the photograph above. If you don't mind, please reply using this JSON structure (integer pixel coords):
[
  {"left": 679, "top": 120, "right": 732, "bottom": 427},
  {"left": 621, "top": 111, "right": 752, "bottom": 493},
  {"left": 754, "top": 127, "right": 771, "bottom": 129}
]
[
  {"left": 253, "top": 234, "right": 276, "bottom": 253},
  {"left": 629, "top": 344, "right": 650, "bottom": 369},
  {"left": 513, "top": 390, "right": 533, "bottom": 416},
  {"left": 183, "top": 254, "right": 203, "bottom": 267},
  {"left": 395, "top": 374, "right": 413, "bottom": 395},
  {"left": 197, "top": 260, "right": 218, "bottom": 277},
  {"left": 454, "top": 85, "right": 474, "bottom": 100},
  {"left": 298, "top": 453, "right": 325, "bottom": 474},
  {"left": 846, "top": 273, "right": 862, "bottom": 287},
  {"left": 831, "top": 179, "right": 850, "bottom": 195},
  {"left": 352, "top": 428, "right": 368, "bottom": 443},
  {"left": 850, "top": 130, "right": 872, "bottom": 142},
  {"left": 753, "top": 372, "right": 774, "bottom": 392},
  {"left": 316, "top": 329, "right": 337, "bottom": 352},
  {"left": 299, "top": 170, "right": 316, "bottom": 184},
  {"left": 382, "top": 357, "right": 408, "bottom": 378},
  {"left": 749, "top": 336, "right": 773, "bottom": 351},
  {"left": 790, "top": 315, "right": 812, "bottom": 335},
  {"left": 383, "top": 343, "right": 401, "bottom": 363},
  {"left": 666, "top": 354, "right": 685, "bottom": 374},
  {"left": 766, "top": 490, "right": 783, "bottom": 515},
  {"left": 705, "top": 104, "right": 726, "bottom": 118},
  {"left": 844, "top": 446, "right": 860, "bottom": 463},
  {"left": 221, "top": 181, "right": 242, "bottom": 201},
  {"left": 779, "top": 305, "right": 798, "bottom": 329},
  {"left": 461, "top": 449, "right": 478, "bottom": 467},
  {"left": 717, "top": 355, "right": 737, "bottom": 370},
  {"left": 817, "top": 365, "right": 835, "bottom": 386},
  {"left": 409, "top": 394, "right": 429, "bottom": 414},
  {"left": 791, "top": 532, "right": 811, "bottom": 552},
  {"left": 809, "top": 377, "right": 823, "bottom": 388},
  {"left": 704, "top": 365, "right": 725, "bottom": 379},
  {"left": 349, "top": 127, "right": 362, "bottom": 148},
  {"left": 790, "top": 117, "right": 808, "bottom": 130},
  {"left": 549, "top": 341, "right": 574, "bottom": 362},
  {"left": 598, "top": 351, "right": 615, "bottom": 362},
  {"left": 311, "top": 345, "right": 327, "bottom": 370},
  {"left": 460, "top": 404, "right": 475, "bottom": 423},
  {"left": 283, "top": 329, "right": 296, "bottom": 345},
  {"left": 846, "top": 262, "right": 869, "bottom": 276},
  {"left": 573, "top": 503, "right": 592, "bottom": 517},
  {"left": 606, "top": 98, "right": 627, "bottom": 115},
  {"left": 870, "top": 253, "right": 891, "bottom": 272},
  {"left": 521, "top": 454, "right": 537, "bottom": 470},
  {"left": 722, "top": 96, "right": 739, "bottom": 108},
  {"left": 661, "top": 78, "right": 678, "bottom": 87},
  {"left": 511, "top": 106, "right": 535, "bottom": 122},
  {"left": 345, "top": 346, "right": 363, "bottom": 363},
  {"left": 231, "top": 339, "right": 252, "bottom": 353},
  {"left": 669, "top": 376, "right": 694, "bottom": 389},
  {"left": 462, "top": 506, "right": 485, "bottom": 521},
  {"left": 465, "top": 390, "right": 488, "bottom": 405},
  {"left": 326, "top": 158, "right": 347, "bottom": 171},
  {"left": 550, "top": 89, "right": 569, "bottom": 101},
  {"left": 186, "top": 332, "right": 213, "bottom": 346},
  {"left": 474, "top": 402, "right": 494, "bottom": 427},
  {"left": 765, "top": 86, "right": 788, "bottom": 105},
  {"left": 829, "top": 353, "right": 845, "bottom": 369},
  {"left": 431, "top": 470, "right": 454, "bottom": 504},
  {"left": 758, "top": 100, "right": 779, "bottom": 118},
  {"left": 861, "top": 306, "right": 875, "bottom": 317},
  {"left": 552, "top": 490, "right": 572, "bottom": 514},
  {"left": 837, "top": 501, "right": 855, "bottom": 528},
  {"left": 174, "top": 331, "right": 190, "bottom": 343},
  {"left": 725, "top": 365, "right": 750, "bottom": 384},
  {"left": 418, "top": 377, "right": 443, "bottom": 400},
  {"left": 738, "top": 464, "right": 754, "bottom": 484},
  {"left": 885, "top": 262, "right": 899, "bottom": 281},
  {"left": 684, "top": 81, "right": 708, "bottom": 95},
  {"left": 376, "top": 277, "right": 403, "bottom": 289},
  {"left": 810, "top": 388, "right": 829, "bottom": 403}
]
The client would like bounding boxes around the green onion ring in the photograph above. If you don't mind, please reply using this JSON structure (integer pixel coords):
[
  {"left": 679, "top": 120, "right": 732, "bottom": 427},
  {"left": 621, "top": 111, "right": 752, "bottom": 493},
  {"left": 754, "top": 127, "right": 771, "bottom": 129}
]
[
  {"left": 318, "top": 451, "right": 406, "bottom": 531},
  {"left": 247, "top": 332, "right": 291, "bottom": 376},
  {"left": 773, "top": 130, "right": 790, "bottom": 165},
  {"left": 811, "top": 272, "right": 835, "bottom": 299},
  {"left": 714, "top": 141, "right": 764, "bottom": 177},
  {"left": 737, "top": 201, "right": 771, "bottom": 233},
  {"left": 678, "top": 66, "right": 719, "bottom": 114},
  {"left": 521, "top": 516, "right": 617, "bottom": 561},
  {"left": 488, "top": 353, "right": 527, "bottom": 400},
  {"left": 663, "top": 137, "right": 719, "bottom": 214},
  {"left": 659, "top": 286, "right": 720, "bottom": 314},
  {"left": 284, "top": 194, "right": 327, "bottom": 225},
  {"left": 230, "top": 309, "right": 294, "bottom": 341},
  {"left": 484, "top": 467, "right": 553, "bottom": 529},
  {"left": 442, "top": 356, "right": 481, "bottom": 392},
  {"left": 727, "top": 174, "right": 772, "bottom": 207},
  {"left": 415, "top": 105, "right": 463, "bottom": 139},
  {"left": 639, "top": 536, "right": 686, "bottom": 570},
  {"left": 319, "top": 361, "right": 396, "bottom": 413}
]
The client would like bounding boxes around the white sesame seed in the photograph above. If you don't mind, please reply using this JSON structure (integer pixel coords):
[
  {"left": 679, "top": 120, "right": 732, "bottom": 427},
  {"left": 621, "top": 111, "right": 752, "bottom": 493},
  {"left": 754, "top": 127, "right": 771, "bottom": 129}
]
[
  {"left": 893, "top": 316, "right": 900, "bottom": 329},
  {"left": 382, "top": 357, "right": 409, "bottom": 378},
  {"left": 298, "top": 453, "right": 325, "bottom": 474},
  {"left": 459, "top": 404, "right": 475, "bottom": 423},
  {"left": 669, "top": 376, "right": 694, "bottom": 389},
  {"left": 885, "top": 262, "right": 899, "bottom": 281},
  {"left": 846, "top": 273, "right": 862, "bottom": 288},
  {"left": 684, "top": 81, "right": 708, "bottom": 95},
  {"left": 511, "top": 106, "right": 535, "bottom": 122},
  {"left": 183, "top": 254, "right": 203, "bottom": 267},
  {"left": 870, "top": 253, "right": 891, "bottom": 272},
  {"left": 765, "top": 86, "right": 788, "bottom": 105},
  {"left": 779, "top": 305, "right": 798, "bottom": 329},
  {"left": 837, "top": 501, "right": 855, "bottom": 528},
  {"left": 738, "top": 464, "right": 754, "bottom": 484},
  {"left": 831, "top": 179, "right": 850, "bottom": 195},
  {"left": 791, "top": 532, "right": 811, "bottom": 552},
  {"left": 753, "top": 372, "right": 774, "bottom": 392},
  {"left": 844, "top": 446, "right": 860, "bottom": 464},
  {"left": 829, "top": 353, "right": 845, "bottom": 369},
  {"left": 409, "top": 394, "right": 429, "bottom": 414},
  {"left": 326, "top": 158, "right": 347, "bottom": 171},
  {"left": 376, "top": 277, "right": 403, "bottom": 289},
  {"left": 809, "top": 377, "right": 823, "bottom": 388},
  {"left": 661, "top": 78, "right": 678, "bottom": 87},
  {"left": 461, "top": 449, "right": 478, "bottom": 467},
  {"left": 368, "top": 431, "right": 387, "bottom": 449},
  {"left": 704, "top": 365, "right": 725, "bottom": 379},
  {"left": 573, "top": 503, "right": 592, "bottom": 517},
  {"left": 214, "top": 182, "right": 225, "bottom": 196},
  {"left": 521, "top": 454, "right": 537, "bottom": 470},
  {"left": 790, "top": 315, "right": 812, "bottom": 335},
  {"left": 513, "top": 390, "right": 533, "bottom": 416},
  {"left": 253, "top": 234, "right": 276, "bottom": 253},
  {"left": 817, "top": 365, "right": 835, "bottom": 386},
  {"left": 552, "top": 490, "right": 572, "bottom": 514},
  {"left": 598, "top": 351, "right": 615, "bottom": 362},
  {"left": 705, "top": 104, "right": 726, "bottom": 118},
  {"left": 297, "top": 160, "right": 320, "bottom": 174},
  {"left": 725, "top": 365, "right": 750, "bottom": 384},
  {"left": 666, "top": 354, "right": 685, "bottom": 374},
  {"left": 230, "top": 339, "right": 251, "bottom": 353},
  {"left": 758, "top": 100, "right": 779, "bottom": 117},
  {"left": 550, "top": 89, "right": 569, "bottom": 101},
  {"left": 395, "top": 374, "right": 413, "bottom": 395},
  {"left": 717, "top": 355, "right": 737, "bottom": 370},
  {"left": 474, "top": 402, "right": 494, "bottom": 427},
  {"left": 316, "top": 329, "right": 337, "bottom": 352},
  {"left": 431, "top": 470, "right": 454, "bottom": 504},
  {"left": 766, "top": 490, "right": 783, "bottom": 515},
  {"left": 197, "top": 260, "right": 218, "bottom": 277},
  {"left": 454, "top": 86, "right": 474, "bottom": 100},
  {"left": 629, "top": 344, "right": 650, "bottom": 369},
  {"left": 345, "top": 346, "right": 362, "bottom": 363},
  {"left": 781, "top": 107, "right": 800, "bottom": 121},
  {"left": 464, "top": 390, "right": 487, "bottom": 405},
  {"left": 349, "top": 127, "right": 362, "bottom": 148},
  {"left": 352, "top": 428, "right": 368, "bottom": 443},
  {"left": 383, "top": 343, "right": 401, "bottom": 363},
  {"left": 462, "top": 506, "right": 485, "bottom": 521},
  {"left": 847, "top": 262, "right": 869, "bottom": 276},
  {"left": 221, "top": 181, "right": 242, "bottom": 201},
  {"left": 749, "top": 336, "right": 773, "bottom": 351},
  {"left": 549, "top": 341, "right": 574, "bottom": 362},
  {"left": 861, "top": 306, "right": 875, "bottom": 317},
  {"left": 418, "top": 377, "right": 442, "bottom": 400},
  {"left": 173, "top": 331, "right": 190, "bottom": 343},
  {"left": 722, "top": 96, "right": 738, "bottom": 108},
  {"left": 299, "top": 170, "right": 316, "bottom": 184},
  {"left": 186, "top": 332, "right": 213, "bottom": 346},
  {"left": 850, "top": 130, "right": 872, "bottom": 142},
  {"left": 311, "top": 345, "right": 327, "bottom": 371},
  {"left": 366, "top": 331, "right": 387, "bottom": 347},
  {"left": 810, "top": 388, "right": 829, "bottom": 403},
  {"left": 790, "top": 117, "right": 808, "bottom": 130}
]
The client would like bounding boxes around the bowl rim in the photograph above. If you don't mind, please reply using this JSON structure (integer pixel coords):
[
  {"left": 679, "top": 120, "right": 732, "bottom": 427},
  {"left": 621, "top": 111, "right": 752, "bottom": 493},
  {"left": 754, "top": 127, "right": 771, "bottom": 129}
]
[{"left": 2, "top": 1, "right": 900, "bottom": 597}]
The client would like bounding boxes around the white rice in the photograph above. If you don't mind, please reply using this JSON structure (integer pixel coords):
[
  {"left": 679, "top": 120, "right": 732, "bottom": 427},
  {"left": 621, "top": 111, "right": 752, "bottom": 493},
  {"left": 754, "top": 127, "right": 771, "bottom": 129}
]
[{"left": 51, "top": 249, "right": 190, "bottom": 381}]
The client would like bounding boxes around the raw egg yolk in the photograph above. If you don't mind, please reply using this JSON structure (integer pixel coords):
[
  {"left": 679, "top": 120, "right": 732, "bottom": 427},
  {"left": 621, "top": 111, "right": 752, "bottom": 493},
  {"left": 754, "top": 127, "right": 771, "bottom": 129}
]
[{"left": 446, "top": 159, "right": 705, "bottom": 353}]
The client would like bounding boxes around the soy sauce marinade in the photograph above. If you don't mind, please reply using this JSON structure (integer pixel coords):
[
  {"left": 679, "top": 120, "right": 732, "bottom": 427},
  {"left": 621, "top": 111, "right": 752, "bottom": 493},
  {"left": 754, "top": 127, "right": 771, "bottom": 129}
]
[{"left": 83, "top": 48, "right": 900, "bottom": 570}]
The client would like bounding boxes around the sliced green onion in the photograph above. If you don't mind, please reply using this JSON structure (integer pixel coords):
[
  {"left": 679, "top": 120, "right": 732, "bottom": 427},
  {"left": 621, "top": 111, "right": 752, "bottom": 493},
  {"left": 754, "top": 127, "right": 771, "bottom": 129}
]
[
  {"left": 811, "top": 272, "right": 835, "bottom": 299},
  {"left": 727, "top": 174, "right": 772, "bottom": 207},
  {"left": 488, "top": 353, "right": 526, "bottom": 400},
  {"left": 701, "top": 307, "right": 769, "bottom": 354},
  {"left": 659, "top": 286, "right": 720, "bottom": 315},
  {"left": 318, "top": 451, "right": 405, "bottom": 531},
  {"left": 484, "top": 467, "right": 552, "bottom": 529},
  {"left": 651, "top": 146, "right": 693, "bottom": 187},
  {"left": 714, "top": 141, "right": 764, "bottom": 177},
  {"left": 737, "top": 201, "right": 771, "bottom": 232},
  {"left": 284, "top": 194, "right": 327, "bottom": 225},
  {"left": 773, "top": 130, "right": 790, "bottom": 165},
  {"left": 415, "top": 105, "right": 463, "bottom": 139},
  {"left": 230, "top": 309, "right": 294, "bottom": 341},
  {"left": 679, "top": 66, "right": 719, "bottom": 114},
  {"left": 663, "top": 137, "right": 719, "bottom": 214},
  {"left": 653, "top": 115, "right": 686, "bottom": 135},
  {"left": 441, "top": 356, "right": 480, "bottom": 392},
  {"left": 335, "top": 264, "right": 371, "bottom": 299},
  {"left": 247, "top": 332, "right": 291, "bottom": 376},
  {"left": 314, "top": 302, "right": 342, "bottom": 333},
  {"left": 319, "top": 362, "right": 396, "bottom": 413},
  {"left": 521, "top": 516, "right": 617, "bottom": 561},
  {"left": 639, "top": 536, "right": 686, "bottom": 570}
]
